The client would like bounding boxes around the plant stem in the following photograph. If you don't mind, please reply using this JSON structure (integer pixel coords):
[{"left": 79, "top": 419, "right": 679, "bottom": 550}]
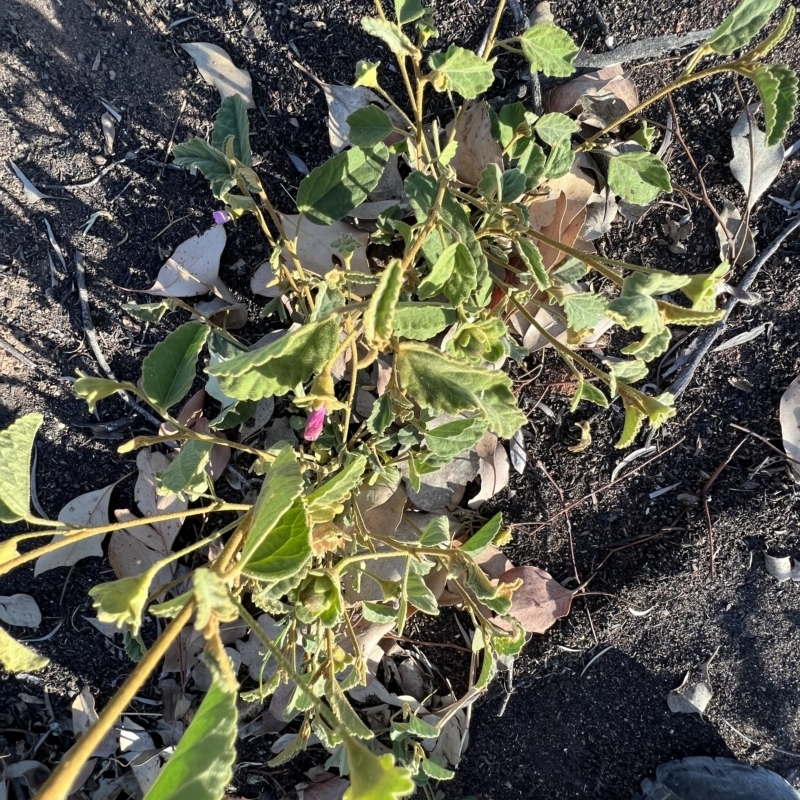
[
  {"left": 35, "top": 599, "right": 197, "bottom": 800},
  {"left": 0, "top": 504, "right": 250, "bottom": 578},
  {"left": 483, "top": 0, "right": 509, "bottom": 60}
]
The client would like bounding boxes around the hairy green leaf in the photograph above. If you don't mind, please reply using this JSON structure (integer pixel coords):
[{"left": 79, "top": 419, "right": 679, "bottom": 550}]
[
  {"left": 428, "top": 45, "right": 497, "bottom": 99},
  {"left": 705, "top": 0, "right": 781, "bottom": 54},
  {"left": 172, "top": 138, "right": 232, "bottom": 186},
  {"left": 534, "top": 112, "right": 578, "bottom": 145},
  {"left": 394, "top": 0, "right": 425, "bottom": 24},
  {"left": 390, "top": 715, "right": 440, "bottom": 741},
  {"left": 417, "top": 242, "right": 477, "bottom": 307},
  {"left": 515, "top": 237, "right": 550, "bottom": 290},
  {"left": 461, "top": 512, "right": 502, "bottom": 557},
  {"left": 518, "top": 24, "right": 579, "bottom": 77},
  {"left": 604, "top": 358, "right": 649, "bottom": 396},
  {"left": 89, "top": 572, "right": 152, "bottom": 636},
  {"left": 355, "top": 60, "right": 382, "bottom": 89},
  {"left": 143, "top": 677, "right": 237, "bottom": 800},
  {"left": 241, "top": 445, "right": 304, "bottom": 568},
  {"left": 361, "top": 16, "right": 421, "bottom": 60},
  {"left": 516, "top": 138, "right": 547, "bottom": 188},
  {"left": 192, "top": 569, "right": 238, "bottom": 629},
  {"left": 122, "top": 301, "right": 171, "bottom": 323},
  {"left": 367, "top": 394, "right": 394, "bottom": 436},
  {"left": 752, "top": 64, "right": 799, "bottom": 147},
  {"left": 141, "top": 322, "right": 209, "bottom": 411},
  {"left": 492, "top": 102, "right": 533, "bottom": 148},
  {"left": 749, "top": 5, "right": 796, "bottom": 59},
  {"left": 562, "top": 292, "right": 608, "bottom": 331},
  {"left": 297, "top": 144, "right": 389, "bottom": 226},
  {"left": 419, "top": 516, "right": 451, "bottom": 547},
  {"left": 364, "top": 260, "right": 403, "bottom": 346},
  {"left": 362, "top": 601, "right": 397, "bottom": 623},
  {"left": 241, "top": 498, "right": 311, "bottom": 581},
  {"left": 158, "top": 440, "right": 212, "bottom": 500},
  {"left": 212, "top": 94, "right": 252, "bottom": 167},
  {"left": 425, "top": 417, "right": 488, "bottom": 459},
  {"left": 207, "top": 318, "right": 339, "bottom": 401},
  {"left": 607, "top": 151, "right": 672, "bottom": 204},
  {"left": 0, "top": 413, "right": 42, "bottom": 524},
  {"left": 657, "top": 302, "right": 725, "bottom": 326},
  {"left": 543, "top": 137, "right": 575, "bottom": 179},
  {"left": 606, "top": 294, "right": 663, "bottom": 333},
  {"left": 621, "top": 271, "right": 690, "bottom": 297},
  {"left": 392, "top": 302, "right": 457, "bottom": 340},
  {"left": 74, "top": 374, "right": 138, "bottom": 413},
  {"left": 570, "top": 379, "right": 609, "bottom": 411},
  {"left": 346, "top": 106, "right": 395, "bottom": 148},
  {"left": 0, "top": 626, "right": 49, "bottom": 672},
  {"left": 621, "top": 328, "right": 672, "bottom": 362},
  {"left": 552, "top": 257, "right": 588, "bottom": 286},
  {"left": 307, "top": 455, "right": 368, "bottom": 523},
  {"left": 327, "top": 674, "right": 373, "bottom": 739},
  {"left": 616, "top": 402, "right": 646, "bottom": 448},
  {"left": 344, "top": 740, "right": 415, "bottom": 800},
  {"left": 477, "top": 163, "right": 503, "bottom": 202},
  {"left": 406, "top": 571, "right": 439, "bottom": 615},
  {"left": 396, "top": 342, "right": 526, "bottom": 438}
]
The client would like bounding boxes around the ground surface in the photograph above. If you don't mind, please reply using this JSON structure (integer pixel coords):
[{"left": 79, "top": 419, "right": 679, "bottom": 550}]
[{"left": 1, "top": 0, "right": 800, "bottom": 798}]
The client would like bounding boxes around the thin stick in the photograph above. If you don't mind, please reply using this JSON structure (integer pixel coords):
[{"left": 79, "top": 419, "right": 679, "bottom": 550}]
[
  {"left": 160, "top": 97, "right": 187, "bottom": 179},
  {"left": 536, "top": 459, "right": 580, "bottom": 585},
  {"left": 729, "top": 423, "right": 800, "bottom": 467},
  {"left": 74, "top": 251, "right": 115, "bottom": 380}
]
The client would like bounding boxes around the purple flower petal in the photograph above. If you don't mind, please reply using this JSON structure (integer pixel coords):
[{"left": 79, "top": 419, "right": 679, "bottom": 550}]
[
  {"left": 212, "top": 210, "right": 231, "bottom": 225},
  {"left": 303, "top": 405, "right": 327, "bottom": 442}
]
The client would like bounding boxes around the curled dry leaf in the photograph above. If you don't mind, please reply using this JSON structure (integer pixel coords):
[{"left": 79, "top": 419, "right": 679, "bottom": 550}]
[
  {"left": 468, "top": 432, "right": 510, "bottom": 509},
  {"left": 8, "top": 159, "right": 53, "bottom": 204},
  {"left": 72, "top": 687, "right": 118, "bottom": 757},
  {"left": 34, "top": 479, "right": 122, "bottom": 575},
  {"left": 729, "top": 109, "right": 784, "bottom": 212},
  {"left": 101, "top": 112, "right": 116, "bottom": 153},
  {"left": 179, "top": 42, "right": 254, "bottom": 107},
  {"left": 764, "top": 553, "right": 800, "bottom": 582},
  {"left": 496, "top": 566, "right": 572, "bottom": 634},
  {"left": 779, "top": 374, "right": 800, "bottom": 482},
  {"left": 715, "top": 195, "right": 755, "bottom": 266},
  {"left": 447, "top": 101, "right": 503, "bottom": 185},
  {"left": 546, "top": 65, "right": 638, "bottom": 122},
  {"left": 145, "top": 226, "right": 227, "bottom": 297},
  {"left": 666, "top": 651, "right": 717, "bottom": 715},
  {"left": 0, "top": 594, "right": 42, "bottom": 628}
]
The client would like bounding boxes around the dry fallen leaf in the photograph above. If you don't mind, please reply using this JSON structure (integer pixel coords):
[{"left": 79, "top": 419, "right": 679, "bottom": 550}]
[
  {"left": 119, "top": 719, "right": 164, "bottom": 795},
  {"left": 35, "top": 480, "right": 122, "bottom": 575},
  {"left": 764, "top": 552, "right": 800, "bottom": 582},
  {"left": 729, "top": 109, "right": 784, "bottom": 212},
  {"left": 302, "top": 772, "right": 349, "bottom": 800},
  {"left": 447, "top": 101, "right": 503, "bottom": 185},
  {"left": 666, "top": 649, "right": 718, "bottom": 715},
  {"left": 8, "top": 160, "right": 54, "bottom": 204},
  {"left": 101, "top": 112, "right": 116, "bottom": 154},
  {"left": 281, "top": 214, "right": 371, "bottom": 279},
  {"left": 497, "top": 566, "right": 573, "bottom": 634},
  {"left": 320, "top": 82, "right": 383, "bottom": 154},
  {"left": 510, "top": 429, "right": 527, "bottom": 475},
  {"left": 779, "top": 374, "right": 800, "bottom": 482},
  {"left": 715, "top": 195, "right": 755, "bottom": 266},
  {"left": 72, "top": 687, "right": 118, "bottom": 757},
  {"left": 0, "top": 594, "right": 42, "bottom": 628},
  {"left": 235, "top": 613, "right": 281, "bottom": 682},
  {"left": 468, "top": 432, "right": 510, "bottom": 509},
  {"left": 662, "top": 214, "right": 693, "bottom": 255},
  {"left": 179, "top": 42, "right": 254, "bottom": 107},
  {"left": 146, "top": 226, "right": 227, "bottom": 297},
  {"left": 402, "top": 450, "right": 480, "bottom": 512},
  {"left": 546, "top": 65, "right": 638, "bottom": 120}
]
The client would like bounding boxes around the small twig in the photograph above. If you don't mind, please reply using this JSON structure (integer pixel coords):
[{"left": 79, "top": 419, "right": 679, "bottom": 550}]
[
  {"left": 160, "top": 97, "right": 187, "bottom": 179},
  {"left": 150, "top": 212, "right": 192, "bottom": 241},
  {"left": 30, "top": 447, "right": 49, "bottom": 519},
  {"left": 721, "top": 718, "right": 800, "bottom": 758},
  {"left": 385, "top": 634, "right": 472, "bottom": 653},
  {"left": 729, "top": 423, "right": 800, "bottom": 467},
  {"left": 40, "top": 152, "right": 138, "bottom": 190},
  {"left": 497, "top": 662, "right": 514, "bottom": 717},
  {"left": 0, "top": 333, "right": 38, "bottom": 370},
  {"left": 537, "top": 459, "right": 580, "bottom": 585},
  {"left": 665, "top": 214, "right": 800, "bottom": 400}
]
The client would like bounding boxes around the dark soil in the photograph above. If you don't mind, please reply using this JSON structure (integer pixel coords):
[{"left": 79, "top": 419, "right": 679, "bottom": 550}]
[{"left": 1, "top": 0, "right": 800, "bottom": 798}]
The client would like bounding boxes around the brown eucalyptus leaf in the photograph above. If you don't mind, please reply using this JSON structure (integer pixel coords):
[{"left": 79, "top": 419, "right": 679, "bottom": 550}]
[
  {"left": 715, "top": 196, "right": 755, "bottom": 266},
  {"left": 780, "top": 374, "right": 800, "bottom": 482},
  {"left": 497, "top": 566, "right": 573, "bottom": 633},
  {"left": 0, "top": 594, "right": 42, "bottom": 628},
  {"left": 546, "top": 65, "right": 637, "bottom": 116},
  {"left": 179, "top": 42, "right": 254, "bottom": 107},
  {"left": 447, "top": 101, "right": 503, "bottom": 185},
  {"left": 34, "top": 480, "right": 122, "bottom": 575},
  {"left": 145, "top": 226, "right": 227, "bottom": 297},
  {"left": 132, "top": 449, "right": 187, "bottom": 546},
  {"left": 578, "top": 91, "right": 634, "bottom": 129},
  {"left": 468, "top": 432, "right": 510, "bottom": 509},
  {"left": 108, "top": 510, "right": 174, "bottom": 586},
  {"left": 729, "top": 109, "right": 784, "bottom": 212}
]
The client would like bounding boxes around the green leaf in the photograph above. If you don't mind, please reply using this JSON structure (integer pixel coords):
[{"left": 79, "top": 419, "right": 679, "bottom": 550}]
[
  {"left": 192, "top": 569, "right": 238, "bottom": 629},
  {"left": 752, "top": 64, "right": 799, "bottom": 147},
  {"left": 327, "top": 673, "right": 374, "bottom": 739},
  {"left": 515, "top": 237, "right": 550, "bottom": 290},
  {"left": 361, "top": 16, "right": 421, "bottom": 61},
  {"left": 355, "top": 60, "right": 382, "bottom": 89},
  {"left": 552, "top": 257, "right": 588, "bottom": 286},
  {"left": 394, "top": 0, "right": 425, "bottom": 23},
  {"left": 143, "top": 677, "right": 237, "bottom": 800},
  {"left": 461, "top": 512, "right": 502, "bottom": 557},
  {"left": 518, "top": 24, "right": 579, "bottom": 77},
  {"left": 604, "top": 358, "right": 649, "bottom": 396},
  {"left": 749, "top": 5, "right": 796, "bottom": 59},
  {"left": 297, "top": 573, "right": 343, "bottom": 627},
  {"left": 419, "top": 516, "right": 451, "bottom": 547},
  {"left": 122, "top": 301, "right": 170, "bottom": 323},
  {"left": 705, "top": 0, "right": 781, "bottom": 54},
  {"left": 364, "top": 260, "right": 403, "bottom": 346},
  {"left": 343, "top": 740, "right": 415, "bottom": 800},
  {"left": 141, "top": 322, "right": 209, "bottom": 412},
  {"left": 346, "top": 106, "right": 395, "bottom": 148},
  {"left": 477, "top": 163, "right": 502, "bottom": 202},
  {"left": 0, "top": 626, "right": 48, "bottom": 672},
  {"left": 570, "top": 379, "right": 609, "bottom": 412},
  {"left": 616, "top": 402, "right": 645, "bottom": 448},
  {"left": 392, "top": 302, "right": 457, "bottom": 340},
  {"left": 172, "top": 138, "right": 232, "bottom": 185},
  {"left": 241, "top": 445, "right": 304, "bottom": 569},
  {"left": 241, "top": 497, "right": 311, "bottom": 581},
  {"left": 207, "top": 318, "right": 339, "bottom": 401},
  {"left": 390, "top": 715, "right": 440, "bottom": 741},
  {"left": 0, "top": 413, "right": 42, "bottom": 524},
  {"left": 621, "top": 271, "right": 690, "bottom": 297},
  {"left": 405, "top": 172, "right": 490, "bottom": 304},
  {"left": 420, "top": 756, "right": 455, "bottom": 780},
  {"left": 493, "top": 102, "right": 533, "bottom": 148},
  {"left": 656, "top": 302, "right": 724, "bottom": 326},
  {"left": 516, "top": 139, "right": 547, "bottom": 188},
  {"left": 362, "top": 601, "right": 398, "bottom": 624},
  {"left": 417, "top": 242, "right": 477, "bottom": 307},
  {"left": 367, "top": 394, "right": 394, "bottom": 436},
  {"left": 212, "top": 94, "right": 252, "bottom": 167},
  {"left": 621, "top": 328, "right": 672, "bottom": 362},
  {"left": 500, "top": 168, "right": 527, "bottom": 202},
  {"left": 543, "top": 137, "right": 575, "bottom": 179},
  {"left": 562, "top": 292, "right": 608, "bottom": 331},
  {"left": 73, "top": 374, "right": 138, "bottom": 413},
  {"left": 607, "top": 151, "right": 672, "bottom": 205},
  {"left": 307, "top": 456, "right": 368, "bottom": 523},
  {"left": 425, "top": 417, "right": 488, "bottom": 459},
  {"left": 89, "top": 572, "right": 153, "bottom": 636},
  {"left": 606, "top": 294, "right": 663, "bottom": 333},
  {"left": 534, "top": 112, "right": 578, "bottom": 146},
  {"left": 631, "top": 121, "right": 657, "bottom": 150},
  {"left": 396, "top": 342, "right": 526, "bottom": 439},
  {"left": 297, "top": 144, "right": 389, "bottom": 226},
  {"left": 681, "top": 262, "right": 730, "bottom": 311},
  {"left": 406, "top": 571, "right": 438, "bottom": 615},
  {"left": 428, "top": 45, "right": 496, "bottom": 99},
  {"left": 158, "top": 439, "right": 212, "bottom": 500}
]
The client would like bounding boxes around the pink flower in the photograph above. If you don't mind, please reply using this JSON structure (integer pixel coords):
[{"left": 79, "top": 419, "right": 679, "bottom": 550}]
[
  {"left": 303, "top": 405, "right": 326, "bottom": 441},
  {"left": 212, "top": 210, "right": 231, "bottom": 225}
]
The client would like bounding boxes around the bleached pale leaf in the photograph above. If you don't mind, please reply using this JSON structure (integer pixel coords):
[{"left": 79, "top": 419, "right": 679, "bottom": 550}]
[
  {"left": 35, "top": 480, "right": 121, "bottom": 575},
  {"left": 0, "top": 594, "right": 42, "bottom": 628},
  {"left": 446, "top": 102, "right": 503, "bottom": 186},
  {"left": 467, "top": 432, "right": 510, "bottom": 509},
  {"left": 320, "top": 82, "right": 383, "bottom": 154},
  {"left": 179, "top": 42, "right": 254, "bottom": 108},
  {"left": 666, "top": 652, "right": 717, "bottom": 715},
  {"left": 764, "top": 553, "right": 800, "bottom": 582},
  {"left": 8, "top": 160, "right": 53, "bottom": 204},
  {"left": 101, "top": 112, "right": 116, "bottom": 153},
  {"left": 146, "top": 226, "right": 227, "bottom": 297},
  {"left": 715, "top": 196, "right": 755, "bottom": 266},
  {"left": 779, "top": 374, "right": 800, "bottom": 482},
  {"left": 72, "top": 687, "right": 118, "bottom": 757},
  {"left": 509, "top": 429, "right": 527, "bottom": 474},
  {"left": 729, "top": 110, "right": 784, "bottom": 211}
]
